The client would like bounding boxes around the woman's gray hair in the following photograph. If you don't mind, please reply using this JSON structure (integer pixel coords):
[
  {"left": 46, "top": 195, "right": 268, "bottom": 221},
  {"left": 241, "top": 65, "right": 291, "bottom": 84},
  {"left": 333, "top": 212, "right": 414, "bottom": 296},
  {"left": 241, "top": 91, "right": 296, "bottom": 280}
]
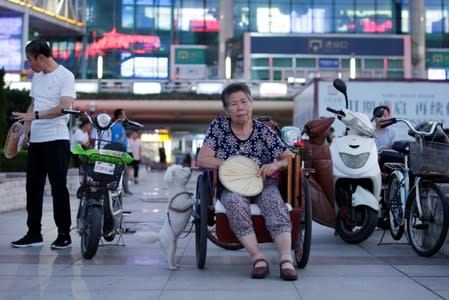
[{"left": 221, "top": 82, "right": 252, "bottom": 108}]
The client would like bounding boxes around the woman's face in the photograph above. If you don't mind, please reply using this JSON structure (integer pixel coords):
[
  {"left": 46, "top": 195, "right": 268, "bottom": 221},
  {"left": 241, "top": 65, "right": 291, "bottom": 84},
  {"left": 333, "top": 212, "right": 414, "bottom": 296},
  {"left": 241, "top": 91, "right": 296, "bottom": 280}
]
[{"left": 225, "top": 90, "right": 253, "bottom": 125}]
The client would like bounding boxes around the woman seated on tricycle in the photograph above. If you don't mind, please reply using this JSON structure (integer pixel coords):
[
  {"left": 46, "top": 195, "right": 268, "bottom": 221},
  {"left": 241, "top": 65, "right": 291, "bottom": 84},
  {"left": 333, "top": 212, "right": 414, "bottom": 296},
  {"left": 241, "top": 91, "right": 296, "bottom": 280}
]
[{"left": 197, "top": 82, "right": 297, "bottom": 281}]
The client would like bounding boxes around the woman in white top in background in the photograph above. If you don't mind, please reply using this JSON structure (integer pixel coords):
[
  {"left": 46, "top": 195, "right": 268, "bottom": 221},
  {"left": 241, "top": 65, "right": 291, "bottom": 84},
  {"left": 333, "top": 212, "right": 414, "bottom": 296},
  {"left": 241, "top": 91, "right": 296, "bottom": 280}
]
[
  {"left": 128, "top": 130, "right": 142, "bottom": 184},
  {"left": 70, "top": 120, "right": 92, "bottom": 167}
]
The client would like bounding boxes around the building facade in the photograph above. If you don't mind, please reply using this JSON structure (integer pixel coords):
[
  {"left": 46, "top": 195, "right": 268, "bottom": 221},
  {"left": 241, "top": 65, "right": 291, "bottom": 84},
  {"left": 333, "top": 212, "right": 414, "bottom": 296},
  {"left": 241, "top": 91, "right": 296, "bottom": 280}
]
[{"left": 2, "top": 0, "right": 449, "bottom": 80}]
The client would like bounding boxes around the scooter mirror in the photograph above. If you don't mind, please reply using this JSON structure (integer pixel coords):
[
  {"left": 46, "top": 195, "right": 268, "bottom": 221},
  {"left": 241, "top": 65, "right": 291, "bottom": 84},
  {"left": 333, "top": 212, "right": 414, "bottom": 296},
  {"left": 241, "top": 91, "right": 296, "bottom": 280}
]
[{"left": 333, "top": 78, "right": 348, "bottom": 109}]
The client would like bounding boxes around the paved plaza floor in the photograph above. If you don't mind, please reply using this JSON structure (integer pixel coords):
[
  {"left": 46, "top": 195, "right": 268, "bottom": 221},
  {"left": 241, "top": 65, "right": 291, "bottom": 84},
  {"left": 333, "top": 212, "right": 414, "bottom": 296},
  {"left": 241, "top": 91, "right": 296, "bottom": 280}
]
[{"left": 1, "top": 168, "right": 449, "bottom": 300}]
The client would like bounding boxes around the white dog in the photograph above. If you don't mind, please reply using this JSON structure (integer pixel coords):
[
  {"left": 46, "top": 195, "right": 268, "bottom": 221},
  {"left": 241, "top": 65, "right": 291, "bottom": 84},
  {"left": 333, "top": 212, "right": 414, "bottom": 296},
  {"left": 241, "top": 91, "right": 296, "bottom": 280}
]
[{"left": 138, "top": 165, "right": 195, "bottom": 269}]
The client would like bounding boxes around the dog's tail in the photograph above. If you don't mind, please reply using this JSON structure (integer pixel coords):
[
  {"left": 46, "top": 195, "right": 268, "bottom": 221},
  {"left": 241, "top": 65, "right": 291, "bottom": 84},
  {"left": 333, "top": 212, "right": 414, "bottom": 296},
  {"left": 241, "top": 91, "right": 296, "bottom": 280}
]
[{"left": 136, "top": 231, "right": 160, "bottom": 244}]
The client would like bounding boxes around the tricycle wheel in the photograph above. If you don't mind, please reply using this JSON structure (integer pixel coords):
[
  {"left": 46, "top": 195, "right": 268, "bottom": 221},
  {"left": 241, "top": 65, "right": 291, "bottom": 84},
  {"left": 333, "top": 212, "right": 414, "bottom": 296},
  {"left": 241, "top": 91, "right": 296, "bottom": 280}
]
[
  {"left": 293, "top": 178, "right": 312, "bottom": 268},
  {"left": 207, "top": 227, "right": 244, "bottom": 250},
  {"left": 195, "top": 172, "right": 209, "bottom": 269}
]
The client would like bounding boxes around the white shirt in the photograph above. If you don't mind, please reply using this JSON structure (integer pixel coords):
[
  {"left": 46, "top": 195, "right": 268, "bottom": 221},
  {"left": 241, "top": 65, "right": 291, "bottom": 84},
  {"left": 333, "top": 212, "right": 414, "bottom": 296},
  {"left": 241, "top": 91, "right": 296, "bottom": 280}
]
[
  {"left": 375, "top": 127, "right": 398, "bottom": 151},
  {"left": 70, "top": 128, "right": 89, "bottom": 149},
  {"left": 128, "top": 138, "right": 142, "bottom": 160},
  {"left": 29, "top": 65, "right": 76, "bottom": 143}
]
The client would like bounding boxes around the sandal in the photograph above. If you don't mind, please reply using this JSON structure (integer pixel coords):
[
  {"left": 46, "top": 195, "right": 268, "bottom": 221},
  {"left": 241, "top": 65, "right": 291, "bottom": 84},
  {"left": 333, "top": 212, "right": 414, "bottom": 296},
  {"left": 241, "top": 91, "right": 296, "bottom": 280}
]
[
  {"left": 280, "top": 260, "right": 297, "bottom": 281},
  {"left": 251, "top": 258, "right": 270, "bottom": 279}
]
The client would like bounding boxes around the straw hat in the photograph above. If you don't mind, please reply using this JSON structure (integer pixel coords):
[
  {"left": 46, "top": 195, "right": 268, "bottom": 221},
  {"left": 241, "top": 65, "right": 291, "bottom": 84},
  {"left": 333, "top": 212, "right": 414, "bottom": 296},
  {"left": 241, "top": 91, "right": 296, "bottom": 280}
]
[{"left": 219, "top": 155, "right": 263, "bottom": 196}]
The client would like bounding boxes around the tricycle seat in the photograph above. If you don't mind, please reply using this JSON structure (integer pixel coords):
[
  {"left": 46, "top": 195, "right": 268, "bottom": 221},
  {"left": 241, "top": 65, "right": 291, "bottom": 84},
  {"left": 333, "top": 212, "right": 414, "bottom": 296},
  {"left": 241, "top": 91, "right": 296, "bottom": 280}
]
[{"left": 215, "top": 199, "right": 293, "bottom": 215}]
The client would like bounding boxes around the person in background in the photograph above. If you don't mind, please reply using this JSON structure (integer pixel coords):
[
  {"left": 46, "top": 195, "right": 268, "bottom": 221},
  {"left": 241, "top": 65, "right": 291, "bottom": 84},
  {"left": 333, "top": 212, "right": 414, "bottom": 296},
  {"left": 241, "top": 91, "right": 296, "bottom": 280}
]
[
  {"left": 112, "top": 108, "right": 133, "bottom": 196},
  {"left": 70, "top": 120, "right": 92, "bottom": 167},
  {"left": 183, "top": 152, "right": 192, "bottom": 168},
  {"left": 11, "top": 39, "right": 75, "bottom": 249},
  {"left": 128, "top": 130, "right": 142, "bottom": 184},
  {"left": 372, "top": 105, "right": 397, "bottom": 151},
  {"left": 197, "top": 82, "right": 297, "bottom": 281},
  {"left": 158, "top": 146, "right": 167, "bottom": 169}
]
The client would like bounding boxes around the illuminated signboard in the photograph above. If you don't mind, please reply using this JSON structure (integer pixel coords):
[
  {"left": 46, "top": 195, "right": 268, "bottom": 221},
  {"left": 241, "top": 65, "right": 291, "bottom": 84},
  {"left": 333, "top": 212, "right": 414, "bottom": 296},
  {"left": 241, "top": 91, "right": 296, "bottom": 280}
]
[
  {"left": 85, "top": 28, "right": 161, "bottom": 57},
  {"left": 0, "top": 16, "right": 23, "bottom": 71}
]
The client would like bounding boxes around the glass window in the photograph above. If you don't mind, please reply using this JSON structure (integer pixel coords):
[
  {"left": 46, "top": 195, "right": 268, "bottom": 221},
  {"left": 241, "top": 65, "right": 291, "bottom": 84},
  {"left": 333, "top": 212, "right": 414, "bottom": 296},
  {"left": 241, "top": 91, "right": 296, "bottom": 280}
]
[
  {"left": 364, "top": 58, "right": 384, "bottom": 69},
  {"left": 387, "top": 70, "right": 404, "bottom": 78},
  {"left": 122, "top": 5, "right": 134, "bottom": 29},
  {"left": 249, "top": 0, "right": 268, "bottom": 32},
  {"left": 268, "top": 0, "right": 291, "bottom": 33},
  {"left": 273, "top": 57, "right": 292, "bottom": 67},
  {"left": 295, "top": 58, "right": 315, "bottom": 68},
  {"left": 234, "top": 1, "right": 250, "bottom": 35},
  {"left": 251, "top": 69, "right": 269, "bottom": 80},
  {"left": 426, "top": 0, "right": 445, "bottom": 33},
  {"left": 173, "top": 0, "right": 219, "bottom": 32},
  {"left": 311, "top": 0, "right": 333, "bottom": 33},
  {"left": 290, "top": 0, "right": 315, "bottom": 33},
  {"left": 273, "top": 70, "right": 282, "bottom": 80},
  {"left": 252, "top": 57, "right": 269, "bottom": 67},
  {"left": 353, "top": 1, "right": 393, "bottom": 33},
  {"left": 335, "top": 0, "right": 355, "bottom": 33},
  {"left": 387, "top": 59, "right": 403, "bottom": 69}
]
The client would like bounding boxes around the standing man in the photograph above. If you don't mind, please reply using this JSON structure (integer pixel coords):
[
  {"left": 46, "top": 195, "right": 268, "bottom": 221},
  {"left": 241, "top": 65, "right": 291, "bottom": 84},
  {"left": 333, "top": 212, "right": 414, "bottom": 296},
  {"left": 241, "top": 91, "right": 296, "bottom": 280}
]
[
  {"left": 11, "top": 39, "right": 75, "bottom": 249},
  {"left": 112, "top": 108, "right": 133, "bottom": 195}
]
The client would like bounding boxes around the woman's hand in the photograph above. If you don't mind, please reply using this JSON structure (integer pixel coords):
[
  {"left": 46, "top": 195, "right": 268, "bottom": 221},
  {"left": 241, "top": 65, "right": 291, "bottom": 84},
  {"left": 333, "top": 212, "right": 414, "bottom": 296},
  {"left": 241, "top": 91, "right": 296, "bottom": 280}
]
[{"left": 257, "top": 161, "right": 279, "bottom": 180}]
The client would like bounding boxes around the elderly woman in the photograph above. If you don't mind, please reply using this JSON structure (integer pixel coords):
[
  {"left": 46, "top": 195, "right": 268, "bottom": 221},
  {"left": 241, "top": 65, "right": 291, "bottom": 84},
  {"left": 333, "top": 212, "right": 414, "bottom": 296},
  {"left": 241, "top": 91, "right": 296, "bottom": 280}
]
[{"left": 197, "top": 82, "right": 297, "bottom": 281}]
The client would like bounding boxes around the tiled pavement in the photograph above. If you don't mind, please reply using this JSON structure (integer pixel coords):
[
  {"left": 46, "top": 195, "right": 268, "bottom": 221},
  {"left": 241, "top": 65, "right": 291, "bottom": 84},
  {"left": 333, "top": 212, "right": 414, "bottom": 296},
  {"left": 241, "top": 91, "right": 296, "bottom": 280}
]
[{"left": 1, "top": 168, "right": 449, "bottom": 300}]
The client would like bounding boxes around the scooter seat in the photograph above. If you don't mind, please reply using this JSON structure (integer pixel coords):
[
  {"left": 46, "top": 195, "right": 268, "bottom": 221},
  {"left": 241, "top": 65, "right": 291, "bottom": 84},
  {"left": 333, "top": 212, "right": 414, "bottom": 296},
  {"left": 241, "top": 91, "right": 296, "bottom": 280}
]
[{"left": 392, "top": 140, "right": 410, "bottom": 154}]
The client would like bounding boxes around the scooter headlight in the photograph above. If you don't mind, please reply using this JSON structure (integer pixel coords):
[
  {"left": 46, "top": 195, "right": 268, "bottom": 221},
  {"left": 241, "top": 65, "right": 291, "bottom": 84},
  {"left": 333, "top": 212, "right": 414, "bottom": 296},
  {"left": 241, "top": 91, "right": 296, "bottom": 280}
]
[
  {"left": 339, "top": 152, "right": 370, "bottom": 169},
  {"left": 281, "top": 126, "right": 302, "bottom": 148},
  {"left": 95, "top": 113, "right": 112, "bottom": 130}
]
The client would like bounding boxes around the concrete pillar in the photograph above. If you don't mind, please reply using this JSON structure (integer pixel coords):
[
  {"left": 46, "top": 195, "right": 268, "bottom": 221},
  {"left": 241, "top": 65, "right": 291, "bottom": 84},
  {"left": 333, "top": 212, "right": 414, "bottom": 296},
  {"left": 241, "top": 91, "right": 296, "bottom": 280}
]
[
  {"left": 410, "top": 0, "right": 426, "bottom": 78},
  {"left": 218, "top": 0, "right": 233, "bottom": 79}
]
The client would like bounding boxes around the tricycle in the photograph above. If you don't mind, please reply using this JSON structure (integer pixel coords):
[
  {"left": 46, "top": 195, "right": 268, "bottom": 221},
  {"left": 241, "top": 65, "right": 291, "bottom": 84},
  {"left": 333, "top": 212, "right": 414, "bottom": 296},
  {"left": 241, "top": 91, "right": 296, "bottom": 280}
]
[{"left": 193, "top": 118, "right": 312, "bottom": 269}]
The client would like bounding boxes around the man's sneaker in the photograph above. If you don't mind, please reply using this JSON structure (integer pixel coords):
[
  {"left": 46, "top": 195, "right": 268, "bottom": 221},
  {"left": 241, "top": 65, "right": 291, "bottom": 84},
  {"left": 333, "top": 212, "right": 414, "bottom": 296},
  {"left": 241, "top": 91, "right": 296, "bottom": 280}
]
[
  {"left": 11, "top": 234, "right": 43, "bottom": 248},
  {"left": 51, "top": 234, "right": 72, "bottom": 249}
]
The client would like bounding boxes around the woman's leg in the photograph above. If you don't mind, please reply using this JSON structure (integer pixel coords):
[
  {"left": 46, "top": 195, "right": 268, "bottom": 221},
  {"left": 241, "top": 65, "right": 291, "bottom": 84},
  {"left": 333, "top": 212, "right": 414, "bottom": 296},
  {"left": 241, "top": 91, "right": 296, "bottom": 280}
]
[
  {"left": 256, "top": 179, "right": 295, "bottom": 273},
  {"left": 220, "top": 190, "right": 268, "bottom": 270}
]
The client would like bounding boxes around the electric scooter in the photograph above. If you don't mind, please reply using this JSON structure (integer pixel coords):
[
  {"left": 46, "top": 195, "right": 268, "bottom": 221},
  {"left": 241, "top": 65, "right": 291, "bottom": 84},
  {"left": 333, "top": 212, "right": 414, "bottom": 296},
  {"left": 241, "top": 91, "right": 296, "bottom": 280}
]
[
  {"left": 303, "top": 79, "right": 381, "bottom": 244},
  {"left": 62, "top": 108, "right": 143, "bottom": 258}
]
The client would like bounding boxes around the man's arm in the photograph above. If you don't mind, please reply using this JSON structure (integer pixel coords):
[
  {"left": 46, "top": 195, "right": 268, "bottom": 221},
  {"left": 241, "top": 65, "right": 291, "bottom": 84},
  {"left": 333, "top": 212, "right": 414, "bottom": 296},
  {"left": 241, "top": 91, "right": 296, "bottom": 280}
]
[{"left": 12, "top": 96, "right": 73, "bottom": 121}]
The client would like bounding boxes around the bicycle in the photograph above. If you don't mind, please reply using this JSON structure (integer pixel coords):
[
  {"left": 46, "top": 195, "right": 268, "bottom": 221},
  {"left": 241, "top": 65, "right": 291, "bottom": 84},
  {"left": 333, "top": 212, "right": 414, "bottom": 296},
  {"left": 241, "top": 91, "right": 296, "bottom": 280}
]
[{"left": 381, "top": 118, "right": 449, "bottom": 257}]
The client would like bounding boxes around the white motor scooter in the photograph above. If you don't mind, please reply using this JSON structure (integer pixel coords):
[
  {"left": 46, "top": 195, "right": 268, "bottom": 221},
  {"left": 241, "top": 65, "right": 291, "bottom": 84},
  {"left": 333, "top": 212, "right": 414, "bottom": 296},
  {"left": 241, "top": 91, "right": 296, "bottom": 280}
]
[{"left": 327, "top": 79, "right": 381, "bottom": 243}]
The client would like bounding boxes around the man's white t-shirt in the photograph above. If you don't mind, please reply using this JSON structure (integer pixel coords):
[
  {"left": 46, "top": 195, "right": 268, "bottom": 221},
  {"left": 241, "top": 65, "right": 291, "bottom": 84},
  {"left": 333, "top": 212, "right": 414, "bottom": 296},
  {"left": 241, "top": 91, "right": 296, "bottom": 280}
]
[{"left": 29, "top": 65, "right": 76, "bottom": 143}]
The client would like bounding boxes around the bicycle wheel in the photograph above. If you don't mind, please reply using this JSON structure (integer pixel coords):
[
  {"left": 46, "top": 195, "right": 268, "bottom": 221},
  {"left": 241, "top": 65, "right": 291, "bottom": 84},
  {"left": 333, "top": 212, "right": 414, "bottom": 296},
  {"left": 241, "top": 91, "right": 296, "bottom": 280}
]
[
  {"left": 406, "top": 182, "right": 449, "bottom": 257},
  {"left": 387, "top": 172, "right": 405, "bottom": 240},
  {"left": 293, "top": 177, "right": 312, "bottom": 269},
  {"left": 195, "top": 173, "right": 208, "bottom": 269}
]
